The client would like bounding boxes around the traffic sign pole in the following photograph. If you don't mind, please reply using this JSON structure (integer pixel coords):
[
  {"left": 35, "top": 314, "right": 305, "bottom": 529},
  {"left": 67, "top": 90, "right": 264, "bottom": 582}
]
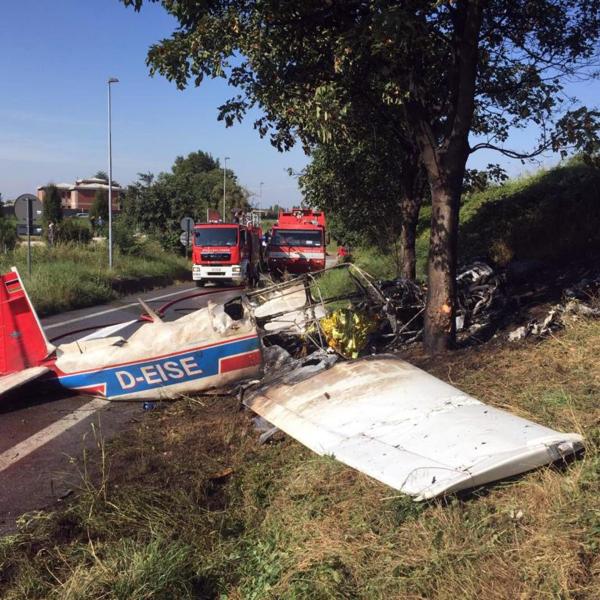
[
  {"left": 27, "top": 196, "right": 32, "bottom": 276},
  {"left": 186, "top": 221, "right": 191, "bottom": 259},
  {"left": 14, "top": 194, "right": 43, "bottom": 277}
]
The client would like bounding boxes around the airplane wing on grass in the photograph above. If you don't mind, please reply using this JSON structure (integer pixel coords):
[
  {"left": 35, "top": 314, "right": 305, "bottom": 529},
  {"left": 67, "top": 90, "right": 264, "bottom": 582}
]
[{"left": 245, "top": 355, "right": 584, "bottom": 500}]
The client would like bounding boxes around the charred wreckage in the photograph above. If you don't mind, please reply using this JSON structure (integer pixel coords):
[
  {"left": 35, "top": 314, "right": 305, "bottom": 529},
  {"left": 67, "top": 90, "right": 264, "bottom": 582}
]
[{"left": 0, "top": 264, "right": 589, "bottom": 500}]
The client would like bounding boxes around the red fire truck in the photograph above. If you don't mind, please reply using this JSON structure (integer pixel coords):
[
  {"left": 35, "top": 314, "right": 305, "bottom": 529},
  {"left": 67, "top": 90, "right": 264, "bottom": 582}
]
[
  {"left": 267, "top": 208, "right": 327, "bottom": 276},
  {"left": 192, "top": 220, "right": 262, "bottom": 287}
]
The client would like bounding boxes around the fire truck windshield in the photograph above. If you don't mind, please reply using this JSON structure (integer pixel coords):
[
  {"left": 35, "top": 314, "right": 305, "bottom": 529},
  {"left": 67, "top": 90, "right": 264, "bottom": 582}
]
[
  {"left": 194, "top": 227, "right": 238, "bottom": 247},
  {"left": 271, "top": 229, "right": 323, "bottom": 246}
]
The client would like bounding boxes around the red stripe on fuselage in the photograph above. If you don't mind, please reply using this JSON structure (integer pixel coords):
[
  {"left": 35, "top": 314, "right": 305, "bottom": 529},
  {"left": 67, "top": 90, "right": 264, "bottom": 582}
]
[{"left": 219, "top": 350, "right": 262, "bottom": 373}]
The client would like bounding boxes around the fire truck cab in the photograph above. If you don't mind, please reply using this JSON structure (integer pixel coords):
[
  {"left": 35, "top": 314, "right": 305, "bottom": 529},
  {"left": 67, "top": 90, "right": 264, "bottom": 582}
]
[
  {"left": 192, "top": 221, "right": 261, "bottom": 287},
  {"left": 267, "top": 208, "right": 326, "bottom": 276}
]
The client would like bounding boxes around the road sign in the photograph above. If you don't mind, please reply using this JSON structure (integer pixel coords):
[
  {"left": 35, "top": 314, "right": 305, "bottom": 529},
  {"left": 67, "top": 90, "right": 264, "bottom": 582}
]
[
  {"left": 180, "top": 216, "right": 194, "bottom": 232},
  {"left": 14, "top": 194, "right": 43, "bottom": 224},
  {"left": 180, "top": 231, "right": 192, "bottom": 248},
  {"left": 14, "top": 194, "right": 42, "bottom": 277}
]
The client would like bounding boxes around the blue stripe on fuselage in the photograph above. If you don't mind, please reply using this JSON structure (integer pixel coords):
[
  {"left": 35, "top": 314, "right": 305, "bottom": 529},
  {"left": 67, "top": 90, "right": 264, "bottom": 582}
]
[{"left": 57, "top": 336, "right": 260, "bottom": 398}]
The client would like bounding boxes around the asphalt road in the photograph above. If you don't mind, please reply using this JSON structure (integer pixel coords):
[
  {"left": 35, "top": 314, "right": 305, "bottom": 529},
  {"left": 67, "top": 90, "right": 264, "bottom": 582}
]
[{"left": 0, "top": 281, "right": 243, "bottom": 533}]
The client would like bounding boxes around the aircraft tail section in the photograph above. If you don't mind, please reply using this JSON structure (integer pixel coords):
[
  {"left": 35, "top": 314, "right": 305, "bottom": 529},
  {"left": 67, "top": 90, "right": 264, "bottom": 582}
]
[{"left": 0, "top": 268, "right": 54, "bottom": 375}]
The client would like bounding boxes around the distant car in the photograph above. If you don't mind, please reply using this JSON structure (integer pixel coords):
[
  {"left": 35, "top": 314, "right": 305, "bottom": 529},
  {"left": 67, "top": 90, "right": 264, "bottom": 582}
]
[
  {"left": 75, "top": 212, "right": 89, "bottom": 218},
  {"left": 16, "top": 224, "right": 42, "bottom": 236}
]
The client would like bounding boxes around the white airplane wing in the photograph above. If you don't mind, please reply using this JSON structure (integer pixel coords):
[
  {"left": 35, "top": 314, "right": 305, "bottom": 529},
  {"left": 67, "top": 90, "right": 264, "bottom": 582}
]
[{"left": 245, "top": 356, "right": 583, "bottom": 500}]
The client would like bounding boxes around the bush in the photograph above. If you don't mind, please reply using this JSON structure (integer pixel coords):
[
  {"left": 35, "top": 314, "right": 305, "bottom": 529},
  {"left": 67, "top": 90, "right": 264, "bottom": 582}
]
[
  {"left": 151, "top": 230, "right": 184, "bottom": 254},
  {"left": 0, "top": 217, "right": 18, "bottom": 252},
  {"left": 55, "top": 219, "right": 92, "bottom": 245},
  {"left": 113, "top": 216, "right": 143, "bottom": 255},
  {"left": 90, "top": 189, "right": 109, "bottom": 222},
  {"left": 41, "top": 183, "right": 63, "bottom": 232}
]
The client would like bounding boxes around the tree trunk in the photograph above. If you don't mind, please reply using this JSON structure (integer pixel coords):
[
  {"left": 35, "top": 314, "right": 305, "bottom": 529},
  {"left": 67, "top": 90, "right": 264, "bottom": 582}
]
[
  {"left": 423, "top": 177, "right": 461, "bottom": 352},
  {"left": 399, "top": 195, "right": 421, "bottom": 280},
  {"left": 412, "top": 0, "right": 483, "bottom": 353}
]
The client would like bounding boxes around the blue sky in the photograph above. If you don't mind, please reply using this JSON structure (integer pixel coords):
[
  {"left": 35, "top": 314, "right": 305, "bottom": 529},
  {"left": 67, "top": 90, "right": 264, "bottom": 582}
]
[
  {"left": 1, "top": 1, "right": 598, "bottom": 204},
  {"left": 0, "top": 0, "right": 308, "bottom": 206}
]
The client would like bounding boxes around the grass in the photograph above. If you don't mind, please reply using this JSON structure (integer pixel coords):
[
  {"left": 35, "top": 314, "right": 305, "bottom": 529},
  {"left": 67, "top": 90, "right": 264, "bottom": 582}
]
[
  {"left": 0, "top": 241, "right": 190, "bottom": 316},
  {"left": 313, "top": 248, "right": 401, "bottom": 306},
  {"left": 458, "top": 160, "right": 600, "bottom": 265},
  {"left": 1, "top": 317, "right": 598, "bottom": 599},
  {"left": 312, "top": 265, "right": 359, "bottom": 300},
  {"left": 351, "top": 246, "right": 398, "bottom": 280},
  {"left": 414, "top": 160, "right": 600, "bottom": 277},
  {"left": 261, "top": 218, "right": 277, "bottom": 233}
]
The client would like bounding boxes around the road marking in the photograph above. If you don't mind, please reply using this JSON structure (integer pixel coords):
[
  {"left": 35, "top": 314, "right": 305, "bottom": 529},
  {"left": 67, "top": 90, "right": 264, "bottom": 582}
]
[
  {"left": 43, "top": 286, "right": 198, "bottom": 330},
  {"left": 0, "top": 398, "right": 109, "bottom": 473}
]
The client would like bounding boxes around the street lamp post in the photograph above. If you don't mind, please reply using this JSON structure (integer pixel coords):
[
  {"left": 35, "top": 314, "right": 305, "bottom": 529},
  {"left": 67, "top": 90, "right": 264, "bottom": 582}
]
[
  {"left": 107, "top": 77, "right": 119, "bottom": 269},
  {"left": 259, "top": 181, "right": 264, "bottom": 209},
  {"left": 222, "top": 156, "right": 230, "bottom": 222}
]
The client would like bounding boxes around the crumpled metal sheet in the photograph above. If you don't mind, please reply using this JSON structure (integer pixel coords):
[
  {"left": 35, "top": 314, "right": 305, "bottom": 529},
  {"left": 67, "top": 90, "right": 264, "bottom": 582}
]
[
  {"left": 256, "top": 344, "right": 339, "bottom": 389},
  {"left": 245, "top": 261, "right": 508, "bottom": 356},
  {"left": 245, "top": 355, "right": 583, "bottom": 500},
  {"left": 377, "top": 277, "right": 425, "bottom": 344},
  {"left": 456, "top": 261, "right": 506, "bottom": 333},
  {"left": 508, "top": 305, "right": 563, "bottom": 341},
  {"left": 238, "top": 263, "right": 397, "bottom": 355},
  {"left": 508, "top": 276, "right": 600, "bottom": 341},
  {"left": 249, "top": 282, "right": 325, "bottom": 334},
  {"left": 378, "top": 261, "right": 506, "bottom": 345}
]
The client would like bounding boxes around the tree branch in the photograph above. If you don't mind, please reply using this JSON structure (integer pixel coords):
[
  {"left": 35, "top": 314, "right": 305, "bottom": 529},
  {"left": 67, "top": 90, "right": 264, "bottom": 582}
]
[{"left": 469, "top": 141, "right": 551, "bottom": 159}]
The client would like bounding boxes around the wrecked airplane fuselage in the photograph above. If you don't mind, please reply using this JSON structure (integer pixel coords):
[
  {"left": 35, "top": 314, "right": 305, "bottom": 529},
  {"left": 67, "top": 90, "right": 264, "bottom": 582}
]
[
  {"left": 0, "top": 268, "right": 262, "bottom": 400},
  {"left": 53, "top": 301, "right": 262, "bottom": 400},
  {"left": 0, "top": 265, "right": 586, "bottom": 499}
]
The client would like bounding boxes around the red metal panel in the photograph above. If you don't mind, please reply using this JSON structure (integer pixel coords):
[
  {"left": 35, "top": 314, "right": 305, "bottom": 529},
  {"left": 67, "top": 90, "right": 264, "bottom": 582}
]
[
  {"left": 277, "top": 208, "right": 326, "bottom": 228},
  {"left": 0, "top": 271, "right": 50, "bottom": 374},
  {"left": 220, "top": 350, "right": 262, "bottom": 373}
]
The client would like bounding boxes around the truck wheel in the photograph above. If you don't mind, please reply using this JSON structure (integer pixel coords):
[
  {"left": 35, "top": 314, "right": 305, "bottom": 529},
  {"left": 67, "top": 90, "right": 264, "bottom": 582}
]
[{"left": 195, "top": 280, "right": 205, "bottom": 287}]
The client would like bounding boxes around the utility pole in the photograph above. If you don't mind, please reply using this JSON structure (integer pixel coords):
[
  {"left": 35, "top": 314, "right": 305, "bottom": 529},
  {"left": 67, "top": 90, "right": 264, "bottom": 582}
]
[
  {"left": 222, "top": 156, "right": 230, "bottom": 222},
  {"left": 107, "top": 77, "right": 119, "bottom": 269},
  {"left": 259, "top": 181, "right": 264, "bottom": 209}
]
